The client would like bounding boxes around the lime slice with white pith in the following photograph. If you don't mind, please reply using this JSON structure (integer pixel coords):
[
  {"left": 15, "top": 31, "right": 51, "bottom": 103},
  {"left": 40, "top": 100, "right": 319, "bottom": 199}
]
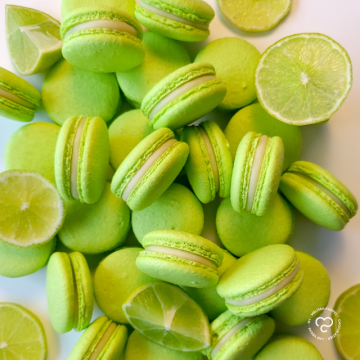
[{"left": 255, "top": 33, "right": 352, "bottom": 126}]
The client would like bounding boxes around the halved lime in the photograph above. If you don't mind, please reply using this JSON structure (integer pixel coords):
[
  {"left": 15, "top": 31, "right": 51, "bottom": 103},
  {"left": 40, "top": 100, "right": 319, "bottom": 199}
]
[
  {"left": 123, "top": 282, "right": 210, "bottom": 351},
  {"left": 332, "top": 284, "right": 360, "bottom": 360},
  {"left": 0, "top": 170, "right": 65, "bottom": 247},
  {"left": 256, "top": 33, "right": 352, "bottom": 125},
  {"left": 0, "top": 303, "right": 47, "bottom": 360},
  {"left": 217, "top": 0, "right": 292, "bottom": 32},
  {"left": 6, "top": 5, "right": 62, "bottom": 76}
]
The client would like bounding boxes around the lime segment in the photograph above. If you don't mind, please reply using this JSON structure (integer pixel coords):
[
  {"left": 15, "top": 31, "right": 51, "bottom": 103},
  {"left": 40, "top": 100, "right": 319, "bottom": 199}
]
[
  {"left": 123, "top": 282, "right": 210, "bottom": 351},
  {"left": 0, "top": 303, "right": 47, "bottom": 360}
]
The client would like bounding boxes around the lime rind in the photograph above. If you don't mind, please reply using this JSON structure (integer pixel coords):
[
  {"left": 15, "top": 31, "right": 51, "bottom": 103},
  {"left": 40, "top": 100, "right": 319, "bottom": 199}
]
[{"left": 255, "top": 33, "right": 353, "bottom": 126}]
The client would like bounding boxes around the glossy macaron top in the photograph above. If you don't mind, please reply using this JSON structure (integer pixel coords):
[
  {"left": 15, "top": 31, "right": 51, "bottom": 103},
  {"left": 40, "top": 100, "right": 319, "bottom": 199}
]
[
  {"left": 55, "top": 116, "right": 110, "bottom": 204},
  {"left": 181, "top": 121, "right": 233, "bottom": 204}
]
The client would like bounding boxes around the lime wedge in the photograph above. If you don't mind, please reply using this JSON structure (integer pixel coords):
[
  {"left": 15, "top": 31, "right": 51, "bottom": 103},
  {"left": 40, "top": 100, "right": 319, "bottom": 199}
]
[
  {"left": 217, "top": 0, "right": 292, "bottom": 32},
  {"left": 0, "top": 303, "right": 47, "bottom": 360},
  {"left": 332, "top": 284, "right": 360, "bottom": 360},
  {"left": 0, "top": 170, "right": 65, "bottom": 247},
  {"left": 5, "top": 5, "right": 63, "bottom": 76},
  {"left": 255, "top": 33, "right": 353, "bottom": 125},
  {"left": 123, "top": 282, "right": 210, "bottom": 351}
]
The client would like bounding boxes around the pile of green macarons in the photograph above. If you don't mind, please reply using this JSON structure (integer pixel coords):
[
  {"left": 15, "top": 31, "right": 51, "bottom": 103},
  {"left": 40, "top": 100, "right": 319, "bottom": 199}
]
[{"left": 0, "top": 0, "right": 358, "bottom": 359}]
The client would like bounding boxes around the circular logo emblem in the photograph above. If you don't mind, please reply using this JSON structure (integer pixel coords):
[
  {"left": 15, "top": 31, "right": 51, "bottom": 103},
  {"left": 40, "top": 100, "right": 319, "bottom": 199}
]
[{"left": 308, "top": 307, "right": 341, "bottom": 341}]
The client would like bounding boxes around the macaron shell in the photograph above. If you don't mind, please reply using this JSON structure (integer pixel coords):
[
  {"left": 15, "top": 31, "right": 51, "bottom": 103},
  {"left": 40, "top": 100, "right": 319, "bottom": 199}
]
[{"left": 0, "top": 97, "right": 35, "bottom": 122}]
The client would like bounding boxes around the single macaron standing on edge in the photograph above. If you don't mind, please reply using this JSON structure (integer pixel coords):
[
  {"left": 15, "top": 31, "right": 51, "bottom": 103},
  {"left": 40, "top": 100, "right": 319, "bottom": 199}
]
[
  {"left": 181, "top": 121, "right": 233, "bottom": 204},
  {"left": 135, "top": 0, "right": 215, "bottom": 42},
  {"left": 111, "top": 128, "right": 189, "bottom": 211},
  {"left": 136, "top": 230, "right": 224, "bottom": 288},
  {"left": 46, "top": 252, "right": 94, "bottom": 334},
  {"left": 0, "top": 67, "right": 41, "bottom": 122},
  {"left": 55, "top": 116, "right": 110, "bottom": 204},
  {"left": 203, "top": 310, "right": 275, "bottom": 360},
  {"left": 141, "top": 63, "right": 227, "bottom": 131},
  {"left": 217, "top": 244, "right": 304, "bottom": 317},
  {"left": 280, "top": 161, "right": 358, "bottom": 230},
  {"left": 231, "top": 131, "right": 284, "bottom": 216}
]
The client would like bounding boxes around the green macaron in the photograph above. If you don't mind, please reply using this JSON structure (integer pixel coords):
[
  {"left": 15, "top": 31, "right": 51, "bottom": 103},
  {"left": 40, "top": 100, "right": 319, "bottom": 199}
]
[
  {"left": 270, "top": 251, "right": 331, "bottom": 326},
  {"left": 141, "top": 63, "right": 227, "bottom": 130},
  {"left": 117, "top": 32, "right": 190, "bottom": 108},
  {"left": 280, "top": 161, "right": 358, "bottom": 230},
  {"left": 132, "top": 183, "right": 204, "bottom": 243},
  {"left": 55, "top": 116, "right": 110, "bottom": 204},
  {"left": 0, "top": 67, "right": 41, "bottom": 122},
  {"left": 231, "top": 131, "right": 284, "bottom": 216},
  {"left": 5, "top": 122, "right": 60, "bottom": 185},
  {"left": 46, "top": 251, "right": 94, "bottom": 333},
  {"left": 254, "top": 335, "right": 324, "bottom": 360},
  {"left": 109, "top": 109, "right": 153, "bottom": 170},
  {"left": 224, "top": 104, "right": 302, "bottom": 172},
  {"left": 135, "top": 0, "right": 215, "bottom": 42},
  {"left": 68, "top": 316, "right": 128, "bottom": 360},
  {"left": 195, "top": 38, "right": 261, "bottom": 110},
  {"left": 42, "top": 59, "right": 120, "bottom": 126},
  {"left": 216, "top": 195, "right": 294, "bottom": 257},
  {"left": 136, "top": 230, "right": 224, "bottom": 288},
  {"left": 61, "top": 5, "right": 144, "bottom": 73},
  {"left": 58, "top": 182, "right": 130, "bottom": 254},
  {"left": 204, "top": 311, "right": 275, "bottom": 360},
  {"left": 94, "top": 248, "right": 156, "bottom": 324},
  {"left": 217, "top": 244, "right": 304, "bottom": 317},
  {"left": 111, "top": 128, "right": 189, "bottom": 211},
  {"left": 181, "top": 121, "right": 233, "bottom": 204}
]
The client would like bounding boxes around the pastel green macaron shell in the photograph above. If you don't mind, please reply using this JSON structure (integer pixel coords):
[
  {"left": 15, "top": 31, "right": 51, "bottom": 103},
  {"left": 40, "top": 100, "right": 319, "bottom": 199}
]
[
  {"left": 94, "top": 248, "right": 156, "bottom": 324},
  {"left": 217, "top": 244, "right": 303, "bottom": 317},
  {"left": 61, "top": 7, "right": 145, "bottom": 73},
  {"left": 0, "top": 237, "right": 56, "bottom": 278},
  {"left": 216, "top": 195, "right": 294, "bottom": 257},
  {"left": 55, "top": 116, "right": 110, "bottom": 204},
  {"left": 135, "top": 0, "right": 214, "bottom": 42},
  {"left": 0, "top": 67, "right": 41, "bottom": 122},
  {"left": 132, "top": 183, "right": 204, "bottom": 243},
  {"left": 181, "top": 121, "right": 233, "bottom": 204},
  {"left": 58, "top": 183, "right": 130, "bottom": 254},
  {"left": 46, "top": 252, "right": 94, "bottom": 333},
  {"left": 204, "top": 311, "right": 275, "bottom": 360},
  {"left": 195, "top": 38, "right": 261, "bottom": 110},
  {"left": 141, "top": 62, "right": 227, "bottom": 130},
  {"left": 254, "top": 335, "right": 324, "bottom": 360},
  {"left": 280, "top": 161, "right": 358, "bottom": 230},
  {"left": 5, "top": 122, "right": 59, "bottom": 184},
  {"left": 68, "top": 316, "right": 128, "bottom": 360},
  {"left": 117, "top": 32, "right": 190, "bottom": 108},
  {"left": 111, "top": 128, "right": 189, "bottom": 211},
  {"left": 224, "top": 104, "right": 302, "bottom": 172},
  {"left": 270, "top": 251, "right": 330, "bottom": 326},
  {"left": 231, "top": 131, "right": 284, "bottom": 216},
  {"left": 137, "top": 230, "right": 224, "bottom": 288},
  {"left": 42, "top": 59, "right": 120, "bottom": 126}
]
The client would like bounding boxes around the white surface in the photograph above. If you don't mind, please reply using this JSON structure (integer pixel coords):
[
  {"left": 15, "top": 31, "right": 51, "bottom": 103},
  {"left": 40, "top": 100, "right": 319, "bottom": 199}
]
[{"left": 0, "top": 1, "right": 359, "bottom": 359}]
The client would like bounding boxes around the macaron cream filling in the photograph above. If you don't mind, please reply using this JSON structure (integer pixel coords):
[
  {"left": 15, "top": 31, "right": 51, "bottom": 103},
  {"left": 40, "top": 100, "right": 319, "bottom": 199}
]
[
  {"left": 0, "top": 87, "right": 36, "bottom": 109},
  {"left": 226, "top": 261, "right": 301, "bottom": 307},
  {"left": 247, "top": 135, "right": 269, "bottom": 211},
  {"left": 88, "top": 322, "right": 117, "bottom": 360},
  {"left": 145, "top": 245, "right": 218, "bottom": 270},
  {"left": 122, "top": 139, "right": 177, "bottom": 201},
  {"left": 149, "top": 75, "right": 217, "bottom": 120},
  {"left": 138, "top": 0, "right": 209, "bottom": 31}
]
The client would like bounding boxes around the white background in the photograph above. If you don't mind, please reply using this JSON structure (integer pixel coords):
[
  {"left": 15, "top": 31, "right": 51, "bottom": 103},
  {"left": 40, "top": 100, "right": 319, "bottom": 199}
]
[{"left": 0, "top": 0, "right": 359, "bottom": 359}]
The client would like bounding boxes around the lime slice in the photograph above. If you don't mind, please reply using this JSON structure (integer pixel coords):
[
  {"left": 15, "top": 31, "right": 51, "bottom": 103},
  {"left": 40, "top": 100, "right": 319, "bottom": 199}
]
[
  {"left": 332, "top": 284, "right": 360, "bottom": 360},
  {"left": 0, "top": 170, "right": 65, "bottom": 247},
  {"left": 123, "top": 282, "right": 210, "bottom": 351},
  {"left": 217, "top": 0, "right": 291, "bottom": 32},
  {"left": 255, "top": 33, "right": 353, "bottom": 125},
  {"left": 0, "top": 303, "right": 47, "bottom": 360},
  {"left": 5, "top": 5, "right": 63, "bottom": 76}
]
